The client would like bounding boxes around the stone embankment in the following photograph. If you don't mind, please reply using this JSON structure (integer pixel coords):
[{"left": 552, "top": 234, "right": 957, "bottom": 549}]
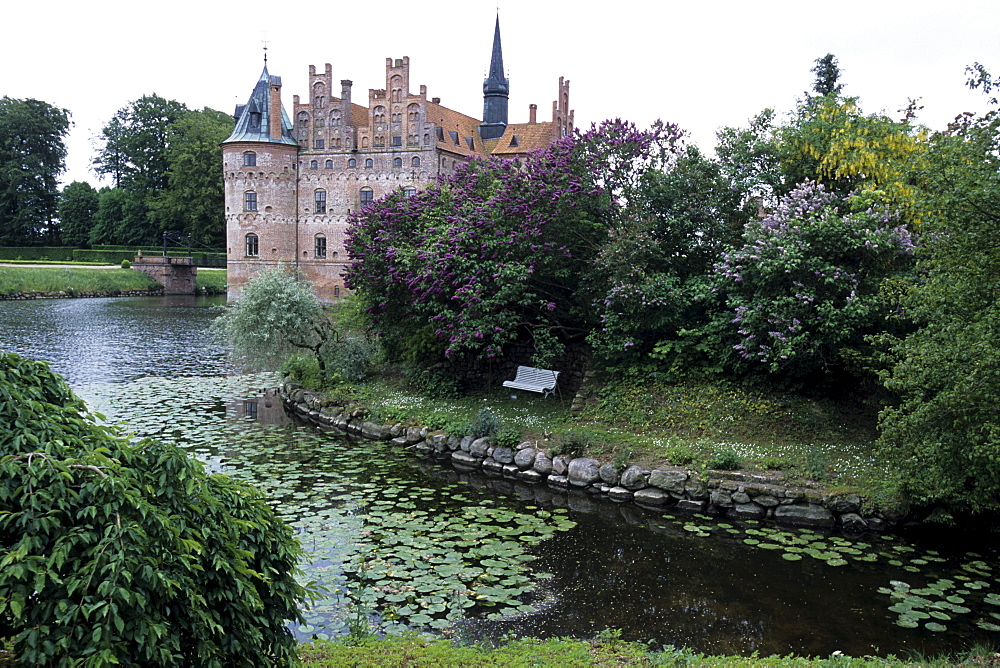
[
  {"left": 0, "top": 289, "right": 165, "bottom": 300},
  {"left": 281, "top": 383, "right": 906, "bottom": 533}
]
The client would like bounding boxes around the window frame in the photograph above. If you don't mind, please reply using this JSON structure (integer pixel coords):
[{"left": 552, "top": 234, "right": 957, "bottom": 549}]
[
  {"left": 245, "top": 233, "right": 259, "bottom": 257},
  {"left": 314, "top": 189, "right": 327, "bottom": 214},
  {"left": 243, "top": 151, "right": 256, "bottom": 167},
  {"left": 244, "top": 191, "right": 257, "bottom": 212}
]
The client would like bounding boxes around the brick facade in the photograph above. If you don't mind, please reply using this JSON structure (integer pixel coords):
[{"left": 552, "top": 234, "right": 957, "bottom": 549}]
[{"left": 222, "top": 20, "right": 573, "bottom": 302}]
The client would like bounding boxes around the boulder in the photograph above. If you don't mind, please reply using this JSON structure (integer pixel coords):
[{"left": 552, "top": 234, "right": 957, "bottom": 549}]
[
  {"left": 533, "top": 452, "right": 553, "bottom": 475},
  {"left": 608, "top": 486, "right": 633, "bottom": 502},
  {"left": 839, "top": 512, "right": 869, "bottom": 532},
  {"left": 774, "top": 504, "right": 836, "bottom": 528},
  {"left": 451, "top": 451, "right": 482, "bottom": 469},
  {"left": 620, "top": 465, "right": 649, "bottom": 490},
  {"left": 825, "top": 493, "right": 861, "bottom": 514},
  {"left": 514, "top": 448, "right": 537, "bottom": 470},
  {"left": 470, "top": 438, "right": 491, "bottom": 458},
  {"left": 599, "top": 463, "right": 620, "bottom": 486},
  {"left": 552, "top": 455, "right": 570, "bottom": 475},
  {"left": 567, "top": 457, "right": 602, "bottom": 487},
  {"left": 728, "top": 503, "right": 766, "bottom": 520},
  {"left": 492, "top": 447, "right": 515, "bottom": 464},
  {"left": 649, "top": 469, "right": 688, "bottom": 494},
  {"left": 634, "top": 488, "right": 670, "bottom": 507}
]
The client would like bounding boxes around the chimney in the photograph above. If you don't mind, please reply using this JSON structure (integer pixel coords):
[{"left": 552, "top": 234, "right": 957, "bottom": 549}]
[
  {"left": 341, "top": 79, "right": 352, "bottom": 107},
  {"left": 269, "top": 77, "right": 283, "bottom": 141},
  {"left": 529, "top": 104, "right": 537, "bottom": 125}
]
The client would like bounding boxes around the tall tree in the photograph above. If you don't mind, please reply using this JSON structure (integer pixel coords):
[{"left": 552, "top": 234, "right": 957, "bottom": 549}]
[
  {"left": 150, "top": 107, "right": 232, "bottom": 247},
  {"left": 877, "top": 73, "right": 1000, "bottom": 515},
  {"left": 88, "top": 187, "right": 151, "bottom": 246},
  {"left": 0, "top": 97, "right": 71, "bottom": 245},
  {"left": 810, "top": 53, "right": 844, "bottom": 97},
  {"left": 93, "top": 94, "right": 188, "bottom": 194},
  {"left": 58, "top": 181, "right": 99, "bottom": 247}
]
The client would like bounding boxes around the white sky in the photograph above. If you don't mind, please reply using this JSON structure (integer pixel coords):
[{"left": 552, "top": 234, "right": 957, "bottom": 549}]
[{"left": 5, "top": 0, "right": 998, "bottom": 188}]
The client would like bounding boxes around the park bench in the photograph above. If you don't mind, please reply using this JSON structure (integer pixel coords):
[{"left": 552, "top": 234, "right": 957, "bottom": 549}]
[{"left": 502, "top": 366, "right": 560, "bottom": 398}]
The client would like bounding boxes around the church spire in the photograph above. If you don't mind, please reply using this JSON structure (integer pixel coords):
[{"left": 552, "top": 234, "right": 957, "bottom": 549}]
[{"left": 479, "top": 14, "right": 509, "bottom": 140}]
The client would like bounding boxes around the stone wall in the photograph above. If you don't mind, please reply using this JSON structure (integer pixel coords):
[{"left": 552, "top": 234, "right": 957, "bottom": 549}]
[
  {"left": 280, "top": 383, "right": 907, "bottom": 533},
  {"left": 132, "top": 256, "right": 196, "bottom": 295}
]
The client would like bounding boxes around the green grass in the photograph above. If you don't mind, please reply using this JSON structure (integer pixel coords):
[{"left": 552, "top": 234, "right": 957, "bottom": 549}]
[
  {"left": 316, "top": 366, "right": 898, "bottom": 505},
  {"left": 0, "top": 265, "right": 161, "bottom": 295},
  {"left": 296, "top": 634, "right": 998, "bottom": 667},
  {"left": 196, "top": 268, "right": 227, "bottom": 293},
  {"left": 0, "top": 265, "right": 228, "bottom": 296}
]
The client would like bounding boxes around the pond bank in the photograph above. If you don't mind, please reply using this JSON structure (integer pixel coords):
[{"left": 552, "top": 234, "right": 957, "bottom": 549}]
[
  {"left": 281, "top": 382, "right": 907, "bottom": 532},
  {"left": 0, "top": 288, "right": 166, "bottom": 300}
]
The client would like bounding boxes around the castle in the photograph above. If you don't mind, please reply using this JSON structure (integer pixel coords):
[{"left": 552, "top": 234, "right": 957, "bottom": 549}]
[{"left": 222, "top": 17, "right": 573, "bottom": 301}]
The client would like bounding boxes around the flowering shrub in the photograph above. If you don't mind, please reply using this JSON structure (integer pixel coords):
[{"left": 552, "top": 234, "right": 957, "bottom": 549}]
[
  {"left": 345, "top": 120, "right": 681, "bottom": 364},
  {"left": 709, "top": 181, "right": 915, "bottom": 382}
]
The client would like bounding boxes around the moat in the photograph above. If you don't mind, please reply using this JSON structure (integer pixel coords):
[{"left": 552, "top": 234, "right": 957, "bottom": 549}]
[{"left": 2, "top": 295, "right": 998, "bottom": 657}]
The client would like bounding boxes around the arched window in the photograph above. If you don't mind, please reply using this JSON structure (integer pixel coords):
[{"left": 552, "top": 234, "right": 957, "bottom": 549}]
[
  {"left": 360, "top": 187, "right": 374, "bottom": 206},
  {"left": 243, "top": 151, "right": 256, "bottom": 167},
  {"left": 245, "top": 233, "right": 259, "bottom": 257},
  {"left": 334, "top": 286, "right": 341, "bottom": 297},
  {"left": 244, "top": 191, "right": 257, "bottom": 211},
  {"left": 314, "top": 234, "right": 327, "bottom": 258},
  {"left": 365, "top": 158, "right": 373, "bottom": 168},
  {"left": 393, "top": 157, "right": 402, "bottom": 168},
  {"left": 297, "top": 111, "right": 310, "bottom": 127},
  {"left": 411, "top": 156, "right": 420, "bottom": 167},
  {"left": 348, "top": 158, "right": 357, "bottom": 168},
  {"left": 314, "top": 189, "right": 327, "bottom": 214},
  {"left": 325, "top": 160, "right": 333, "bottom": 169},
  {"left": 310, "top": 160, "right": 318, "bottom": 169}
]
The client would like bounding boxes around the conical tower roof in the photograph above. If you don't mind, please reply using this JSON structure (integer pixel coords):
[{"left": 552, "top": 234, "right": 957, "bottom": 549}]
[{"left": 223, "top": 66, "right": 298, "bottom": 146}]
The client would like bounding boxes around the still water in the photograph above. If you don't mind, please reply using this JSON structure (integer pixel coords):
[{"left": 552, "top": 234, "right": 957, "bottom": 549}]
[{"left": 2, "top": 296, "right": 998, "bottom": 658}]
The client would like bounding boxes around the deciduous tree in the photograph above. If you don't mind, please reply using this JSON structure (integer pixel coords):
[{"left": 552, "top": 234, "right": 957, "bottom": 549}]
[
  {"left": 0, "top": 97, "right": 71, "bottom": 245},
  {"left": 57, "top": 180, "right": 98, "bottom": 247}
]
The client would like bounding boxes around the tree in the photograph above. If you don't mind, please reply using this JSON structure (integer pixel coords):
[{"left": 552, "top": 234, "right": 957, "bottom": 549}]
[
  {"left": 57, "top": 180, "right": 99, "bottom": 247},
  {"left": 212, "top": 267, "right": 337, "bottom": 379},
  {"left": 707, "top": 181, "right": 914, "bottom": 386},
  {"left": 88, "top": 186, "right": 152, "bottom": 245},
  {"left": 810, "top": 53, "right": 844, "bottom": 97},
  {"left": 0, "top": 353, "right": 307, "bottom": 665},
  {"left": 93, "top": 94, "right": 188, "bottom": 193},
  {"left": 150, "top": 107, "right": 232, "bottom": 247},
  {"left": 877, "top": 74, "right": 1000, "bottom": 514},
  {"left": 0, "top": 97, "right": 71, "bottom": 245},
  {"left": 345, "top": 120, "right": 682, "bottom": 365},
  {"left": 715, "top": 108, "right": 786, "bottom": 208}
]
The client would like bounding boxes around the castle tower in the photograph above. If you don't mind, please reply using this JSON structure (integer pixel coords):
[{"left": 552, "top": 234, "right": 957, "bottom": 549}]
[
  {"left": 478, "top": 15, "right": 509, "bottom": 141},
  {"left": 221, "top": 65, "right": 300, "bottom": 301}
]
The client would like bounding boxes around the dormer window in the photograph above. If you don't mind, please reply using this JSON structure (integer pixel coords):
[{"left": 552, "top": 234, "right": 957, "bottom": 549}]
[{"left": 249, "top": 112, "right": 261, "bottom": 130}]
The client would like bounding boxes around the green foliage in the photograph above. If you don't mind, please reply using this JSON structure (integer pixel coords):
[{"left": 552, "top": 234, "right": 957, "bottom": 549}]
[
  {"left": 213, "top": 267, "right": 337, "bottom": 379},
  {"left": 149, "top": 107, "right": 232, "bottom": 247},
  {"left": 402, "top": 367, "right": 462, "bottom": 399},
  {"left": 89, "top": 186, "right": 151, "bottom": 245},
  {"left": 706, "top": 447, "right": 742, "bottom": 470},
  {"left": 0, "top": 246, "right": 75, "bottom": 261},
  {"left": 0, "top": 97, "right": 71, "bottom": 246},
  {"left": 281, "top": 353, "right": 324, "bottom": 391},
  {"left": 120, "top": 258, "right": 131, "bottom": 269},
  {"left": 811, "top": 53, "right": 844, "bottom": 97},
  {"left": 494, "top": 425, "right": 522, "bottom": 449},
  {"left": 467, "top": 408, "right": 503, "bottom": 438},
  {"left": 0, "top": 353, "right": 307, "bottom": 665},
  {"left": 877, "top": 91, "right": 1000, "bottom": 514},
  {"left": 328, "top": 336, "right": 376, "bottom": 384},
  {"left": 57, "top": 181, "right": 98, "bottom": 247}
]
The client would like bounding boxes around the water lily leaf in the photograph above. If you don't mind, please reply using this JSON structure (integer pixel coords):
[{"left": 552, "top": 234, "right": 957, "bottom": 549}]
[{"left": 924, "top": 622, "right": 947, "bottom": 632}]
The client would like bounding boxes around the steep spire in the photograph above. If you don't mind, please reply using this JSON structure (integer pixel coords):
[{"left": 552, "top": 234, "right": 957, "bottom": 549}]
[{"left": 479, "top": 14, "right": 509, "bottom": 141}]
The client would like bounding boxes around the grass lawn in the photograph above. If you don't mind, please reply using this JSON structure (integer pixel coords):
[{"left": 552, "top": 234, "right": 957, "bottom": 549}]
[
  {"left": 312, "top": 365, "right": 895, "bottom": 505},
  {"left": 0, "top": 265, "right": 161, "bottom": 295}
]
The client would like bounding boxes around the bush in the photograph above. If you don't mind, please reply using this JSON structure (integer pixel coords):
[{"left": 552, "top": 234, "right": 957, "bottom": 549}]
[
  {"left": 281, "top": 353, "right": 324, "bottom": 391},
  {"left": 467, "top": 408, "right": 503, "bottom": 438},
  {"left": 0, "top": 353, "right": 308, "bottom": 665},
  {"left": 120, "top": 258, "right": 131, "bottom": 269},
  {"left": 494, "top": 425, "right": 522, "bottom": 449},
  {"left": 705, "top": 447, "right": 742, "bottom": 470},
  {"left": 403, "top": 367, "right": 462, "bottom": 399},
  {"left": 329, "top": 336, "right": 377, "bottom": 383}
]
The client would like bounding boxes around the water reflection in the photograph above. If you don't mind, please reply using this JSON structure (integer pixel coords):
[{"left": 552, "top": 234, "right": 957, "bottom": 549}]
[{"left": 0, "top": 295, "right": 230, "bottom": 386}]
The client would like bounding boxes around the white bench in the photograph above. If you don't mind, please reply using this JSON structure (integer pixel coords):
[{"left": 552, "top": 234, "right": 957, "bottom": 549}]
[{"left": 503, "top": 366, "right": 560, "bottom": 398}]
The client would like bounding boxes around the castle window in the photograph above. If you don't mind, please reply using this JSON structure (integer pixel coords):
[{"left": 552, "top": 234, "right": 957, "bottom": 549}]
[
  {"left": 392, "top": 136, "right": 402, "bottom": 146},
  {"left": 245, "top": 233, "right": 259, "bottom": 257},
  {"left": 334, "top": 286, "right": 341, "bottom": 297},
  {"left": 297, "top": 111, "right": 310, "bottom": 127},
  {"left": 348, "top": 158, "right": 357, "bottom": 168},
  {"left": 314, "top": 139, "right": 324, "bottom": 149},
  {"left": 403, "top": 187, "right": 416, "bottom": 197},
  {"left": 325, "top": 160, "right": 333, "bottom": 169},
  {"left": 249, "top": 112, "right": 261, "bottom": 130},
  {"left": 244, "top": 191, "right": 257, "bottom": 212},
  {"left": 393, "top": 157, "right": 402, "bottom": 168},
  {"left": 310, "top": 160, "right": 318, "bottom": 169},
  {"left": 360, "top": 187, "right": 374, "bottom": 205},
  {"left": 365, "top": 158, "right": 373, "bottom": 168},
  {"left": 412, "top": 156, "right": 420, "bottom": 167},
  {"left": 314, "top": 234, "right": 327, "bottom": 258},
  {"left": 315, "top": 189, "right": 327, "bottom": 214},
  {"left": 243, "top": 151, "right": 256, "bottom": 167}
]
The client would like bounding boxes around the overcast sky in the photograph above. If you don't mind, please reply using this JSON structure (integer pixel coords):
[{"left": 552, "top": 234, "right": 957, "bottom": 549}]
[{"left": 5, "top": 0, "right": 997, "bottom": 188}]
